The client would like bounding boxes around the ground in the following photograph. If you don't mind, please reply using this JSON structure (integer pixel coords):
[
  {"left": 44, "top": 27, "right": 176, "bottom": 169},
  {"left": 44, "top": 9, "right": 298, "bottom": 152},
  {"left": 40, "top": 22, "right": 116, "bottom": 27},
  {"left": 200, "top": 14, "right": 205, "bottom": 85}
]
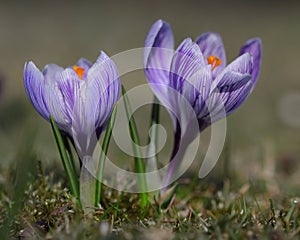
[{"left": 0, "top": 159, "right": 299, "bottom": 240}]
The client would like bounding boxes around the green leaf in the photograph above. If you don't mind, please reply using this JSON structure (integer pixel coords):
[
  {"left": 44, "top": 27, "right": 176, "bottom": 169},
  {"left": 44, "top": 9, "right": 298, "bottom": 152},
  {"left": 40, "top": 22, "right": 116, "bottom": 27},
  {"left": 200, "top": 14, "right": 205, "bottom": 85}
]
[
  {"left": 121, "top": 85, "right": 148, "bottom": 208},
  {"left": 49, "top": 116, "right": 80, "bottom": 204},
  {"left": 95, "top": 105, "right": 117, "bottom": 207},
  {"left": 61, "top": 134, "right": 77, "bottom": 176}
]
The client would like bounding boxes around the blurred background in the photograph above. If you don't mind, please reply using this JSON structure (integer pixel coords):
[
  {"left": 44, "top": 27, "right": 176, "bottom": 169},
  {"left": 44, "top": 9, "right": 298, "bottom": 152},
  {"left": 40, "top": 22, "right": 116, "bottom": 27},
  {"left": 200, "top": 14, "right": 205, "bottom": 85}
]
[{"left": 0, "top": 1, "right": 299, "bottom": 190}]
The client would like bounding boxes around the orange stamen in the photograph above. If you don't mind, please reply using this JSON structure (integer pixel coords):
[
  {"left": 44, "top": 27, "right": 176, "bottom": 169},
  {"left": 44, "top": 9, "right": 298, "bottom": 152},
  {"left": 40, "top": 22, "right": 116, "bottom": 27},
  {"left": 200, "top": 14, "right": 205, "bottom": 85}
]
[
  {"left": 73, "top": 65, "right": 85, "bottom": 80},
  {"left": 207, "top": 55, "right": 222, "bottom": 71}
]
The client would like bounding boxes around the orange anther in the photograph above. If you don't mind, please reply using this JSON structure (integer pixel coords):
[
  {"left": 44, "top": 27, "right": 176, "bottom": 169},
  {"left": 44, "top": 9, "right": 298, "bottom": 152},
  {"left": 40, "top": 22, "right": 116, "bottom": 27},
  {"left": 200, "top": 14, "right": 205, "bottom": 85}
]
[
  {"left": 73, "top": 65, "right": 85, "bottom": 80},
  {"left": 207, "top": 55, "right": 222, "bottom": 71}
]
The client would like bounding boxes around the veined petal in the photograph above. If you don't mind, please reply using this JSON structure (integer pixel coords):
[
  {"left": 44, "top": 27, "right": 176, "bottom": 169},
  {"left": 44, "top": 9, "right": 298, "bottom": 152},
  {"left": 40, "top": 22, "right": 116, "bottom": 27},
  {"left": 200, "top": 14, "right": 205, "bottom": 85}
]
[
  {"left": 56, "top": 68, "right": 81, "bottom": 124},
  {"left": 223, "top": 81, "right": 252, "bottom": 115},
  {"left": 144, "top": 19, "right": 174, "bottom": 85},
  {"left": 206, "top": 71, "right": 252, "bottom": 125},
  {"left": 76, "top": 58, "right": 92, "bottom": 70},
  {"left": 42, "top": 64, "right": 64, "bottom": 82},
  {"left": 216, "top": 71, "right": 252, "bottom": 93},
  {"left": 240, "top": 38, "right": 262, "bottom": 89},
  {"left": 208, "top": 80, "right": 252, "bottom": 125},
  {"left": 43, "top": 70, "right": 77, "bottom": 133},
  {"left": 190, "top": 66, "right": 213, "bottom": 118},
  {"left": 24, "top": 61, "right": 50, "bottom": 120},
  {"left": 25, "top": 62, "right": 71, "bottom": 132},
  {"left": 211, "top": 53, "right": 253, "bottom": 93},
  {"left": 196, "top": 32, "right": 226, "bottom": 78},
  {"left": 170, "top": 38, "right": 206, "bottom": 92},
  {"left": 86, "top": 51, "right": 120, "bottom": 131},
  {"left": 167, "top": 38, "right": 207, "bottom": 130}
]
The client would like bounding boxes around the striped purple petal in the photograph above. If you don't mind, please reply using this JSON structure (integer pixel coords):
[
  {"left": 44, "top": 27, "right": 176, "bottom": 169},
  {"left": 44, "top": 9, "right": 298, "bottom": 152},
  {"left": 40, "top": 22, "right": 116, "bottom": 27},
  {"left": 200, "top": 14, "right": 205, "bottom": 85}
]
[
  {"left": 170, "top": 38, "right": 207, "bottom": 105},
  {"left": 144, "top": 19, "right": 174, "bottom": 86},
  {"left": 192, "top": 66, "right": 213, "bottom": 119},
  {"left": 211, "top": 53, "right": 253, "bottom": 92},
  {"left": 56, "top": 68, "right": 81, "bottom": 126},
  {"left": 240, "top": 38, "right": 262, "bottom": 90},
  {"left": 76, "top": 58, "right": 92, "bottom": 70},
  {"left": 42, "top": 64, "right": 64, "bottom": 82},
  {"left": 214, "top": 71, "right": 252, "bottom": 108},
  {"left": 201, "top": 53, "right": 253, "bottom": 127},
  {"left": 24, "top": 61, "right": 50, "bottom": 120},
  {"left": 86, "top": 51, "right": 120, "bottom": 130},
  {"left": 144, "top": 20, "right": 177, "bottom": 129}
]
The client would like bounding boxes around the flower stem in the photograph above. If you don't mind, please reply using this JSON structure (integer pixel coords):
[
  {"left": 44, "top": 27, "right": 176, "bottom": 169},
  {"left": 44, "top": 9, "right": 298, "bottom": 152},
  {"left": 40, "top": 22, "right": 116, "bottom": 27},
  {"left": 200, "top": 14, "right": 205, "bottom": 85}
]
[
  {"left": 121, "top": 85, "right": 148, "bottom": 208},
  {"left": 149, "top": 97, "right": 160, "bottom": 145},
  {"left": 80, "top": 156, "right": 96, "bottom": 214},
  {"left": 49, "top": 116, "right": 80, "bottom": 204},
  {"left": 146, "top": 97, "right": 162, "bottom": 191},
  {"left": 95, "top": 105, "right": 117, "bottom": 207},
  {"left": 161, "top": 123, "right": 182, "bottom": 194}
]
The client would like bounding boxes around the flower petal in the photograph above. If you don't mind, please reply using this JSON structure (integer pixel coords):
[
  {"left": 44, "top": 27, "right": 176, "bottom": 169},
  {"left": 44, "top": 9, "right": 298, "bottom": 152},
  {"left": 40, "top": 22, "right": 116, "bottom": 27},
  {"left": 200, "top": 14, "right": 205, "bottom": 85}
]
[
  {"left": 170, "top": 38, "right": 206, "bottom": 93},
  {"left": 211, "top": 53, "right": 253, "bottom": 93},
  {"left": 216, "top": 71, "right": 252, "bottom": 93},
  {"left": 43, "top": 69, "right": 78, "bottom": 133},
  {"left": 168, "top": 38, "right": 208, "bottom": 130},
  {"left": 144, "top": 19, "right": 174, "bottom": 86},
  {"left": 190, "top": 66, "right": 213, "bottom": 118},
  {"left": 240, "top": 38, "right": 262, "bottom": 89},
  {"left": 223, "top": 81, "right": 252, "bottom": 115},
  {"left": 196, "top": 32, "right": 226, "bottom": 78},
  {"left": 76, "top": 58, "right": 92, "bottom": 70},
  {"left": 42, "top": 64, "right": 64, "bottom": 82},
  {"left": 24, "top": 61, "right": 50, "bottom": 120},
  {"left": 56, "top": 68, "right": 81, "bottom": 122},
  {"left": 86, "top": 51, "right": 120, "bottom": 131},
  {"left": 205, "top": 71, "right": 252, "bottom": 126}
]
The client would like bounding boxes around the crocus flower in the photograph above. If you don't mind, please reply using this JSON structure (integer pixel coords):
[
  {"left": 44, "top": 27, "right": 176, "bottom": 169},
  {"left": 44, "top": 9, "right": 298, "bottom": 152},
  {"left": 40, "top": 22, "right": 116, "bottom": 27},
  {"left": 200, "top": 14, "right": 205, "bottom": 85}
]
[
  {"left": 144, "top": 19, "right": 262, "bottom": 188},
  {"left": 24, "top": 51, "right": 120, "bottom": 209},
  {"left": 24, "top": 51, "right": 120, "bottom": 157}
]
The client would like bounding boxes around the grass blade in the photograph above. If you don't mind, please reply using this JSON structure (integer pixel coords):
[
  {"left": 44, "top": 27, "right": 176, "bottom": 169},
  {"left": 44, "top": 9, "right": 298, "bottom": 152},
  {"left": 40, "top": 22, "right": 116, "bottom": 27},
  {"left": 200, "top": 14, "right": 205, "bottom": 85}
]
[
  {"left": 121, "top": 85, "right": 148, "bottom": 207},
  {"left": 61, "top": 134, "right": 77, "bottom": 177},
  {"left": 95, "top": 105, "right": 117, "bottom": 207},
  {"left": 49, "top": 116, "right": 80, "bottom": 203}
]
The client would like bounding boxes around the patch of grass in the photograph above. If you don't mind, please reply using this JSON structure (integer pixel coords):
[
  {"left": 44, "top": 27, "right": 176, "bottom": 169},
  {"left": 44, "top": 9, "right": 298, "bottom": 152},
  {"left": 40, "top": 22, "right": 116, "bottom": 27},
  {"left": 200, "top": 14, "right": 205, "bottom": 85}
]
[{"left": 0, "top": 162, "right": 299, "bottom": 239}]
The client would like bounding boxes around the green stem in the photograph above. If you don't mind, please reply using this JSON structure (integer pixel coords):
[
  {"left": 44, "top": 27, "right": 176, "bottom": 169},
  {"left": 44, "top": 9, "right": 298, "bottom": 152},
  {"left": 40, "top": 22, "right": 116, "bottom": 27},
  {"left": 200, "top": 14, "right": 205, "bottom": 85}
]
[
  {"left": 121, "top": 85, "right": 148, "bottom": 207},
  {"left": 95, "top": 105, "right": 117, "bottom": 207},
  {"left": 49, "top": 116, "right": 80, "bottom": 204}
]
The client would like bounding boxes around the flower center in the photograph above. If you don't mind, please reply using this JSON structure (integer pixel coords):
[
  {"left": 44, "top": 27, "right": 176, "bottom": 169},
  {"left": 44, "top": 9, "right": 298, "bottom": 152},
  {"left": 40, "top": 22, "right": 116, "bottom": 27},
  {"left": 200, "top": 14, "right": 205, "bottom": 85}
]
[
  {"left": 73, "top": 65, "right": 85, "bottom": 80},
  {"left": 207, "top": 55, "right": 222, "bottom": 71}
]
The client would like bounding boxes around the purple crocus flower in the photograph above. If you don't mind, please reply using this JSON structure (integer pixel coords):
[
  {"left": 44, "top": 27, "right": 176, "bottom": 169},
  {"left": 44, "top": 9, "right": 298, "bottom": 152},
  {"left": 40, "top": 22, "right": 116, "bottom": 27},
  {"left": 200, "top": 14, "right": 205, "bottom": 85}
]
[
  {"left": 144, "top": 19, "right": 262, "bottom": 188},
  {"left": 24, "top": 51, "right": 120, "bottom": 158},
  {"left": 24, "top": 51, "right": 120, "bottom": 210}
]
